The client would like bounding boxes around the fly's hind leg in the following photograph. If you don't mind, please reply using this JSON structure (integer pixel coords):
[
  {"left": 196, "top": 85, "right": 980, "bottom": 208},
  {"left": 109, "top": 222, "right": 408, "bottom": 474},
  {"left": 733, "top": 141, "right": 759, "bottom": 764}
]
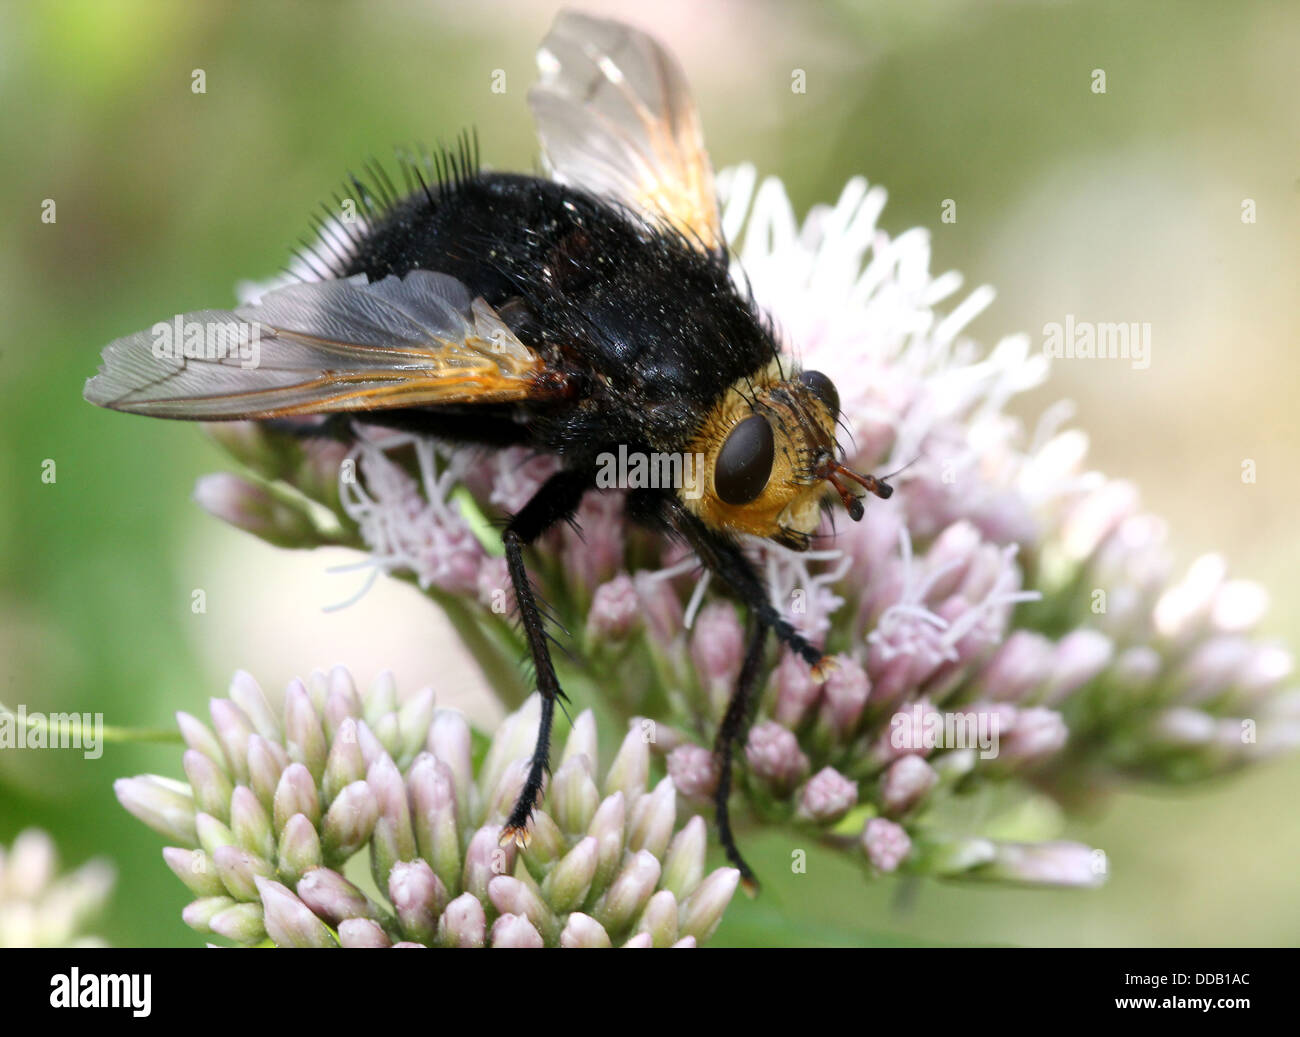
[
  {"left": 714, "top": 618, "right": 769, "bottom": 895},
  {"left": 497, "top": 469, "right": 592, "bottom": 848}
]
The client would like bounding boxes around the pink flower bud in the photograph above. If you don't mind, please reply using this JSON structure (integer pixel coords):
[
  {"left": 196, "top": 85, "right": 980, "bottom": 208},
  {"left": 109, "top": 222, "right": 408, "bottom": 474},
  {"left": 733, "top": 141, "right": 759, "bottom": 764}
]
[
  {"left": 819, "top": 655, "right": 870, "bottom": 737},
  {"left": 979, "top": 630, "right": 1054, "bottom": 702},
  {"left": 1044, "top": 630, "right": 1113, "bottom": 704},
  {"left": 862, "top": 817, "right": 911, "bottom": 872},
  {"left": 744, "top": 722, "right": 809, "bottom": 795},
  {"left": 666, "top": 745, "right": 718, "bottom": 800},
  {"left": 880, "top": 754, "right": 938, "bottom": 815},
  {"left": 587, "top": 572, "right": 642, "bottom": 640},
  {"left": 796, "top": 767, "right": 858, "bottom": 823},
  {"left": 772, "top": 650, "right": 822, "bottom": 728},
  {"left": 690, "top": 602, "right": 745, "bottom": 695}
]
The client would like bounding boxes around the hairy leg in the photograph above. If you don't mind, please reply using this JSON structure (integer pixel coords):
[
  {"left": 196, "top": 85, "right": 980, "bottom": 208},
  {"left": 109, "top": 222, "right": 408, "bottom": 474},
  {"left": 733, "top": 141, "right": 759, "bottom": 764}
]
[
  {"left": 498, "top": 469, "right": 592, "bottom": 847},
  {"left": 626, "top": 489, "right": 829, "bottom": 890},
  {"left": 627, "top": 489, "right": 827, "bottom": 670},
  {"left": 714, "top": 618, "right": 769, "bottom": 893},
  {"left": 261, "top": 410, "right": 581, "bottom": 842}
]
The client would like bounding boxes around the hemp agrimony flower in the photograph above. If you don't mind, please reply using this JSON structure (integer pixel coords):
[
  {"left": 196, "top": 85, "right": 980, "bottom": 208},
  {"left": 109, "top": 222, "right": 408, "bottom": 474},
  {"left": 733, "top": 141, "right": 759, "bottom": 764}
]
[
  {"left": 117, "top": 669, "right": 737, "bottom": 947},
  {"left": 193, "top": 159, "right": 1298, "bottom": 895}
]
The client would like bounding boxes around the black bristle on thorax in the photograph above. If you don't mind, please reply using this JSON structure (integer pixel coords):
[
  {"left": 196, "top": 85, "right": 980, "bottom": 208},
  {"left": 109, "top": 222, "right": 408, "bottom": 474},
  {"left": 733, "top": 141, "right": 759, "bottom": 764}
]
[{"left": 288, "top": 130, "right": 482, "bottom": 281}]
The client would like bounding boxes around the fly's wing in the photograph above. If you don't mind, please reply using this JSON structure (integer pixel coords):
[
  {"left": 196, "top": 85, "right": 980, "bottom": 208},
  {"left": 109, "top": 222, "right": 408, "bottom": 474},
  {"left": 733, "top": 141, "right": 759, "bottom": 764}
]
[
  {"left": 528, "top": 11, "right": 723, "bottom": 252},
  {"left": 84, "top": 270, "right": 551, "bottom": 420}
]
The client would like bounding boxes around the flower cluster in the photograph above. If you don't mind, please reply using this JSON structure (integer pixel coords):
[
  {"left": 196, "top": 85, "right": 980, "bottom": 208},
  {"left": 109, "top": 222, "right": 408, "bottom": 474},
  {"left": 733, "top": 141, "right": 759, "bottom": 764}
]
[
  {"left": 117, "top": 668, "right": 737, "bottom": 947},
  {"left": 0, "top": 829, "right": 114, "bottom": 947},
  {"left": 195, "top": 167, "right": 1298, "bottom": 891}
]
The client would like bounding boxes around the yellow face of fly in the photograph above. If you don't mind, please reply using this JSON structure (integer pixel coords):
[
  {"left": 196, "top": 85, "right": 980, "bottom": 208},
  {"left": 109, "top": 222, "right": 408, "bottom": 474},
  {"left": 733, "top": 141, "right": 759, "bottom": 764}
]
[{"left": 682, "top": 362, "right": 844, "bottom": 551}]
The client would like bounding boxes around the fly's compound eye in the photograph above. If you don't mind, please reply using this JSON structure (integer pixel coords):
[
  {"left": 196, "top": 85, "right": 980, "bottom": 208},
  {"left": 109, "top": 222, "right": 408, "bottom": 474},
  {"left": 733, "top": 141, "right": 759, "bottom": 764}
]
[
  {"left": 798, "top": 369, "right": 840, "bottom": 422},
  {"left": 715, "top": 413, "right": 775, "bottom": 505}
]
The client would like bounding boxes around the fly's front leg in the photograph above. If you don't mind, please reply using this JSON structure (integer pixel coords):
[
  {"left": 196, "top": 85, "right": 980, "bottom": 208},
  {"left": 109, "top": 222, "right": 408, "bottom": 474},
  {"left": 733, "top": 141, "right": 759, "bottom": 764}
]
[
  {"left": 627, "top": 490, "right": 830, "bottom": 891},
  {"left": 498, "top": 469, "right": 592, "bottom": 848},
  {"left": 655, "top": 496, "right": 829, "bottom": 674}
]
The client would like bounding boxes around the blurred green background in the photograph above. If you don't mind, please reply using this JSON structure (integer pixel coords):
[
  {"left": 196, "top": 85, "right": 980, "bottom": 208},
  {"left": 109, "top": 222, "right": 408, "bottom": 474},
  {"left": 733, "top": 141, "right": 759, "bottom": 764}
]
[{"left": 1, "top": 0, "right": 1296, "bottom": 946}]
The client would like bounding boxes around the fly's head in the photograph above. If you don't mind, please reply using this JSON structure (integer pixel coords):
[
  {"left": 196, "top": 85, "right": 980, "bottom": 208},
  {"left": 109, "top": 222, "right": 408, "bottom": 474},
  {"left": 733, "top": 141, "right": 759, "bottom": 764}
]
[{"left": 683, "top": 361, "right": 893, "bottom": 551}]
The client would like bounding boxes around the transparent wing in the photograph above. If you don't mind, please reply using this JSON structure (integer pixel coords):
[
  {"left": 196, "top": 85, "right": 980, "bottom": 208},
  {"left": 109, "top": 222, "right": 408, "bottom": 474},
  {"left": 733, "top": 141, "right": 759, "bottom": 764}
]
[
  {"left": 83, "top": 270, "right": 549, "bottom": 419},
  {"left": 528, "top": 10, "right": 723, "bottom": 251}
]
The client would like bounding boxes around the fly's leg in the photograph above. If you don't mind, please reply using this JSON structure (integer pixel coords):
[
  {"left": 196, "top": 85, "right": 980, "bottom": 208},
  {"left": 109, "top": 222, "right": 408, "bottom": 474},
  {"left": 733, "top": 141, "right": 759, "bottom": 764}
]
[
  {"left": 714, "top": 618, "right": 769, "bottom": 894},
  {"left": 498, "top": 469, "right": 592, "bottom": 848},
  {"left": 625, "top": 490, "right": 830, "bottom": 891},
  {"left": 671, "top": 501, "right": 828, "bottom": 674}
]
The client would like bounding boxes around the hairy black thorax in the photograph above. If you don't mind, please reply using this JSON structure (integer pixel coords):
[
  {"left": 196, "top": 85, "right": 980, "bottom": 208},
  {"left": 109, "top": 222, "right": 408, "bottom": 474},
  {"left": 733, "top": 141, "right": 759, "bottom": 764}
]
[{"left": 321, "top": 164, "right": 780, "bottom": 466}]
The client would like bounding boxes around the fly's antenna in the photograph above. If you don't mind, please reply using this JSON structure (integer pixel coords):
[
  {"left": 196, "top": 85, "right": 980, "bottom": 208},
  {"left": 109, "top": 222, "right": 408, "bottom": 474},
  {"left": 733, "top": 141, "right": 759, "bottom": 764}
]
[
  {"left": 820, "top": 463, "right": 881, "bottom": 520},
  {"left": 817, "top": 452, "right": 918, "bottom": 521}
]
